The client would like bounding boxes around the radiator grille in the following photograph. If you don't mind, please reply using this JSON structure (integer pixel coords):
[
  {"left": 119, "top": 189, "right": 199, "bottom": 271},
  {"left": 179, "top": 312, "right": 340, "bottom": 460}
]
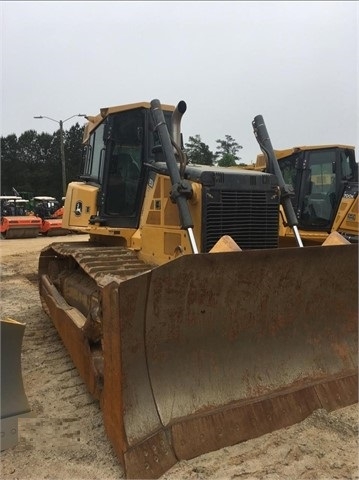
[{"left": 203, "top": 190, "right": 279, "bottom": 251}]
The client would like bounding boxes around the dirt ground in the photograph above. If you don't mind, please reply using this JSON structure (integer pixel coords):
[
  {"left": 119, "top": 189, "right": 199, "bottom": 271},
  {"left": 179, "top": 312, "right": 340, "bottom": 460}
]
[{"left": 0, "top": 235, "right": 358, "bottom": 480}]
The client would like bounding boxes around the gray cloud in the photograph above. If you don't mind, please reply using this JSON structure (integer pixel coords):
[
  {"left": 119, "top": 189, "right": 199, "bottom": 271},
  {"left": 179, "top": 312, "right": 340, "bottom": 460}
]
[{"left": 1, "top": 1, "right": 358, "bottom": 163}]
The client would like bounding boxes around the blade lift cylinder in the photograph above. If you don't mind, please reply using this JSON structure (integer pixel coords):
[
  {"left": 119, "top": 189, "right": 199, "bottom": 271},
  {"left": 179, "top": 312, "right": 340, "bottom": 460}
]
[{"left": 252, "top": 115, "right": 304, "bottom": 247}]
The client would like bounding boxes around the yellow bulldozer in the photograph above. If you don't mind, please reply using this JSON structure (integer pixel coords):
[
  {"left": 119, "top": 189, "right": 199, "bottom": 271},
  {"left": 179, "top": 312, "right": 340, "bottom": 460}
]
[
  {"left": 250, "top": 145, "right": 358, "bottom": 246},
  {"left": 38, "top": 100, "right": 358, "bottom": 479}
]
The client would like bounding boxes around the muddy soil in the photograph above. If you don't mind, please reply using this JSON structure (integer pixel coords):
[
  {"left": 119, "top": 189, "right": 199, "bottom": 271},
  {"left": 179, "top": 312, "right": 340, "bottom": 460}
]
[{"left": 0, "top": 235, "right": 358, "bottom": 480}]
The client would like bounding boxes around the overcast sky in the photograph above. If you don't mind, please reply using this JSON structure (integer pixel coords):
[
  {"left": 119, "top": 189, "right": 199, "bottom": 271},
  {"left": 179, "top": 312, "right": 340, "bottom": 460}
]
[{"left": 1, "top": 1, "right": 358, "bottom": 164}]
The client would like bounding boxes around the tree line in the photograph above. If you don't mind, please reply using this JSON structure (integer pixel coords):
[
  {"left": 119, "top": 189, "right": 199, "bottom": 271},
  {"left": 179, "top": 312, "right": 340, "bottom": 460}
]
[
  {"left": 1, "top": 123, "right": 84, "bottom": 202},
  {"left": 1, "top": 125, "right": 246, "bottom": 202}
]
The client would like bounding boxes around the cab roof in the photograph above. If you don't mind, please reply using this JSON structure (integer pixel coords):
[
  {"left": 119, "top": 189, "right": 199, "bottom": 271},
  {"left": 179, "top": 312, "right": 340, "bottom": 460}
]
[{"left": 83, "top": 101, "right": 175, "bottom": 143}]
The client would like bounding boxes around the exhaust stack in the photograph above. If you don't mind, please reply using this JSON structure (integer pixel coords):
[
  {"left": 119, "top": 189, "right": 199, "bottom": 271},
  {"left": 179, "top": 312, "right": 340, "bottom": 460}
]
[{"left": 171, "top": 100, "right": 187, "bottom": 147}]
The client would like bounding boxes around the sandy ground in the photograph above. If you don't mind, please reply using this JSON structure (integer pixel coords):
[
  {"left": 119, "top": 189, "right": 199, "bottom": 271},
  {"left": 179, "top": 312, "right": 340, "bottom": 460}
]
[{"left": 0, "top": 235, "right": 358, "bottom": 480}]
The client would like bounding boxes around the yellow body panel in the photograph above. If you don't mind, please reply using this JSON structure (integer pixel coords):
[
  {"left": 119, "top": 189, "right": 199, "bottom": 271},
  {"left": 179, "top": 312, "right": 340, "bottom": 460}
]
[
  {"left": 332, "top": 195, "right": 358, "bottom": 236},
  {"left": 138, "top": 176, "right": 202, "bottom": 264},
  {"left": 63, "top": 173, "right": 203, "bottom": 264},
  {"left": 63, "top": 182, "right": 98, "bottom": 229}
]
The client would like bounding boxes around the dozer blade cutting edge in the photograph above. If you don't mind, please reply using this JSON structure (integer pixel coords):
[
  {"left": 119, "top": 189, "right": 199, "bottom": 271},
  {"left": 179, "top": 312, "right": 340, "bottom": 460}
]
[{"left": 39, "top": 243, "right": 358, "bottom": 479}]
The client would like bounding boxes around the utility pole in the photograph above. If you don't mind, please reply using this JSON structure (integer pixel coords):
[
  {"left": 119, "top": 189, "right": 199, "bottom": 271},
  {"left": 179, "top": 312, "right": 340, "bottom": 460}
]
[{"left": 59, "top": 120, "right": 66, "bottom": 196}]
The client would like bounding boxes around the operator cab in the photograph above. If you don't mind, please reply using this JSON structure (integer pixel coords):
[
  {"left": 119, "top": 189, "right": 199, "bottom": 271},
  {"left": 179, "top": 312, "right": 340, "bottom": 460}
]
[
  {"left": 80, "top": 104, "right": 173, "bottom": 228},
  {"left": 278, "top": 146, "right": 357, "bottom": 231}
]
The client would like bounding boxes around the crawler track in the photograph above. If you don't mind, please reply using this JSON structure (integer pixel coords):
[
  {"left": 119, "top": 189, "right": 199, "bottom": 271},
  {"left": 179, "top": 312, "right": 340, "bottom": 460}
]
[
  {"left": 38, "top": 241, "right": 157, "bottom": 402},
  {"left": 39, "top": 241, "right": 154, "bottom": 288}
]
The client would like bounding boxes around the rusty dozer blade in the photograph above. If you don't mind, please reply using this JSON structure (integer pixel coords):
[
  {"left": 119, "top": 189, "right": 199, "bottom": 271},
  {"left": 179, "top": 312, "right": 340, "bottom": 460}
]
[
  {"left": 39, "top": 243, "right": 358, "bottom": 478},
  {"left": 98, "top": 243, "right": 358, "bottom": 478}
]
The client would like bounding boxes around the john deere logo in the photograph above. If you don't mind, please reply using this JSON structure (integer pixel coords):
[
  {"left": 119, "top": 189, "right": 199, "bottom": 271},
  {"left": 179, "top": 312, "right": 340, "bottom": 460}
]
[{"left": 75, "top": 201, "right": 82, "bottom": 216}]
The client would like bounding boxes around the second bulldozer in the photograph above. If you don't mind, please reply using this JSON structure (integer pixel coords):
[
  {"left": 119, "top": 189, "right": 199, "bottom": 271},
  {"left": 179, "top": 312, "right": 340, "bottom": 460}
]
[
  {"left": 38, "top": 99, "right": 358, "bottom": 478},
  {"left": 251, "top": 145, "right": 358, "bottom": 246}
]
